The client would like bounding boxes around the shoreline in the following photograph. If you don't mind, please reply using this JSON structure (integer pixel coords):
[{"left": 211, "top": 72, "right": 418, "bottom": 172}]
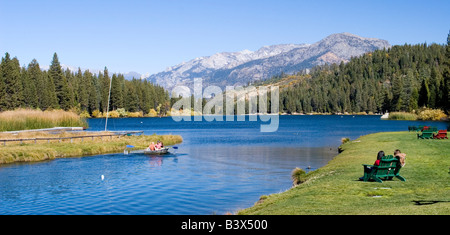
[
  {"left": 0, "top": 131, "right": 183, "bottom": 165},
  {"left": 238, "top": 131, "right": 450, "bottom": 215}
]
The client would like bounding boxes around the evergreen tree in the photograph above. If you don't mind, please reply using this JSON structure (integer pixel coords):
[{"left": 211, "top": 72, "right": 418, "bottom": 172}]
[
  {"left": 64, "top": 69, "right": 75, "bottom": 109},
  {"left": 100, "top": 67, "right": 111, "bottom": 113},
  {"left": 0, "top": 53, "right": 23, "bottom": 110},
  {"left": 110, "top": 73, "right": 124, "bottom": 110},
  {"left": 124, "top": 80, "right": 139, "bottom": 112},
  {"left": 86, "top": 70, "right": 99, "bottom": 113},
  {"left": 49, "top": 53, "right": 71, "bottom": 110},
  {"left": 441, "top": 31, "right": 450, "bottom": 112},
  {"left": 418, "top": 78, "right": 430, "bottom": 107},
  {"left": 23, "top": 64, "right": 38, "bottom": 108},
  {"left": 76, "top": 68, "right": 89, "bottom": 111}
]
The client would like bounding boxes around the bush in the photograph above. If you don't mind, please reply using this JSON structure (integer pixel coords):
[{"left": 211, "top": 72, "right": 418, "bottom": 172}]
[
  {"left": 291, "top": 167, "right": 307, "bottom": 186},
  {"left": 79, "top": 110, "right": 91, "bottom": 118},
  {"left": 128, "top": 111, "right": 143, "bottom": 117},
  {"left": 108, "top": 110, "right": 120, "bottom": 118},
  {"left": 341, "top": 137, "right": 350, "bottom": 144},
  {"left": 92, "top": 110, "right": 102, "bottom": 118},
  {"left": 417, "top": 108, "right": 448, "bottom": 121},
  {"left": 148, "top": 109, "right": 158, "bottom": 117},
  {"left": 116, "top": 108, "right": 127, "bottom": 117}
]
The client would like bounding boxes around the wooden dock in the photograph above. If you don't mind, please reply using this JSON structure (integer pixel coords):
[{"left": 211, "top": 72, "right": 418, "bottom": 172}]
[{"left": 0, "top": 130, "right": 144, "bottom": 146}]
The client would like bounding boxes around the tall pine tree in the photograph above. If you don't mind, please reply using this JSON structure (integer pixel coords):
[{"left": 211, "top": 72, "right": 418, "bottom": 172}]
[
  {"left": 100, "top": 67, "right": 111, "bottom": 113},
  {"left": 49, "top": 53, "right": 71, "bottom": 110},
  {"left": 442, "top": 31, "right": 450, "bottom": 112},
  {"left": 0, "top": 53, "right": 23, "bottom": 110}
]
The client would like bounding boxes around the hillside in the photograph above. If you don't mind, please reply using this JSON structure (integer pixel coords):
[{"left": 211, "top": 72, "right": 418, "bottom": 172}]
[{"left": 276, "top": 40, "right": 450, "bottom": 115}]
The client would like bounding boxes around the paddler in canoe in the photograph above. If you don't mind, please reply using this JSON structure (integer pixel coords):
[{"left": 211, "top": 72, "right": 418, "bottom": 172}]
[{"left": 145, "top": 141, "right": 169, "bottom": 155}]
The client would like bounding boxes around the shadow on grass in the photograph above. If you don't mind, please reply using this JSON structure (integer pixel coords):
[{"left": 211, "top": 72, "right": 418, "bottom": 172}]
[{"left": 412, "top": 200, "right": 450, "bottom": 206}]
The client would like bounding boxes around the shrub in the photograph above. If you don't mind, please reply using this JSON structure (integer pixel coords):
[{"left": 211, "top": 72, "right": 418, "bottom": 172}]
[
  {"left": 108, "top": 110, "right": 120, "bottom": 118},
  {"left": 291, "top": 167, "right": 307, "bottom": 186},
  {"left": 79, "top": 110, "right": 91, "bottom": 118},
  {"left": 417, "top": 108, "right": 447, "bottom": 121},
  {"left": 148, "top": 109, "right": 158, "bottom": 117},
  {"left": 92, "top": 110, "right": 102, "bottom": 118},
  {"left": 341, "top": 137, "right": 350, "bottom": 144},
  {"left": 128, "top": 111, "right": 143, "bottom": 117},
  {"left": 116, "top": 108, "right": 127, "bottom": 117}
]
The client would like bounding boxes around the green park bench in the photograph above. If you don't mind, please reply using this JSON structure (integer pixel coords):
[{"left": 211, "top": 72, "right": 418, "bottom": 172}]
[
  {"left": 362, "top": 155, "right": 406, "bottom": 183},
  {"left": 418, "top": 130, "right": 436, "bottom": 139},
  {"left": 408, "top": 126, "right": 418, "bottom": 132}
]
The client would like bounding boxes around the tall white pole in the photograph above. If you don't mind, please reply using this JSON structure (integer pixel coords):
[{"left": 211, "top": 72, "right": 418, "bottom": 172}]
[{"left": 105, "top": 75, "right": 112, "bottom": 131}]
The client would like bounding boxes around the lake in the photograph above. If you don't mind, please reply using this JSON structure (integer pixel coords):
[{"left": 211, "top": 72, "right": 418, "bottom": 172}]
[{"left": 0, "top": 115, "right": 447, "bottom": 214}]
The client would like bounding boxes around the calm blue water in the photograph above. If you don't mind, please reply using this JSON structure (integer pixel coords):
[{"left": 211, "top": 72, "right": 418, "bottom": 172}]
[{"left": 0, "top": 115, "right": 447, "bottom": 215}]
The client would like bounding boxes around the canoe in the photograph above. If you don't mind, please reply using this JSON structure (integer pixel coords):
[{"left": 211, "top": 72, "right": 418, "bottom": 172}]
[{"left": 144, "top": 147, "right": 170, "bottom": 155}]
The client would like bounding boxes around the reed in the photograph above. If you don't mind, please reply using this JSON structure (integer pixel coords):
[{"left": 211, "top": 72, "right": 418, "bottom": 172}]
[
  {"left": 387, "top": 112, "right": 418, "bottom": 120},
  {"left": 0, "top": 109, "right": 88, "bottom": 131}
]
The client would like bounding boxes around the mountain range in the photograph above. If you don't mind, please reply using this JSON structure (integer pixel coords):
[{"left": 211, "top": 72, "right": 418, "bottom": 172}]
[{"left": 145, "top": 33, "right": 391, "bottom": 90}]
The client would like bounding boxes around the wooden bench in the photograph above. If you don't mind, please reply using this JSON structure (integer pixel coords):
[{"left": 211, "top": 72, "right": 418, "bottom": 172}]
[
  {"left": 422, "top": 126, "right": 437, "bottom": 132},
  {"left": 417, "top": 130, "right": 435, "bottom": 139},
  {"left": 408, "top": 126, "right": 418, "bottom": 132},
  {"left": 362, "top": 155, "right": 406, "bottom": 183},
  {"left": 433, "top": 130, "right": 448, "bottom": 139}
]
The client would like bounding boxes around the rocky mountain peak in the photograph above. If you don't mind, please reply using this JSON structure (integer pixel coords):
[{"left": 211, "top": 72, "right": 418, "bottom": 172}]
[{"left": 146, "top": 33, "right": 390, "bottom": 90}]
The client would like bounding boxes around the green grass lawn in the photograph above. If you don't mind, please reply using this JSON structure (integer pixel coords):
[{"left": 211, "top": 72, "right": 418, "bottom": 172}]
[{"left": 239, "top": 131, "right": 450, "bottom": 215}]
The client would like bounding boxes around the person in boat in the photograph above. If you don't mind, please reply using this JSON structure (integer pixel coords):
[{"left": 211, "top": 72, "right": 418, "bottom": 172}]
[
  {"left": 155, "top": 141, "right": 162, "bottom": 150},
  {"left": 148, "top": 142, "right": 156, "bottom": 151}
]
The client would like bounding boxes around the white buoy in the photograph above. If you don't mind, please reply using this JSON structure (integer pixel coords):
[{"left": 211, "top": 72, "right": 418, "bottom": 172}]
[{"left": 101, "top": 175, "right": 105, "bottom": 181}]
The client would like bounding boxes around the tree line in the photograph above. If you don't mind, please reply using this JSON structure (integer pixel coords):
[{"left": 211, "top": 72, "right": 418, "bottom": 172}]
[
  {"left": 1, "top": 33, "right": 449, "bottom": 118},
  {"left": 278, "top": 33, "right": 450, "bottom": 114},
  {"left": 0, "top": 53, "right": 170, "bottom": 116}
]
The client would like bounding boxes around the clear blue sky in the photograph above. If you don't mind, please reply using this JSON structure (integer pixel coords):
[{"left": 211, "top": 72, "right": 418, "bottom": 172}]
[{"left": 1, "top": 0, "right": 449, "bottom": 75}]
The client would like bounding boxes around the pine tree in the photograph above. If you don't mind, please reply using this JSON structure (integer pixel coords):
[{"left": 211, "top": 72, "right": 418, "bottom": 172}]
[
  {"left": 418, "top": 78, "right": 430, "bottom": 107},
  {"left": 391, "top": 74, "right": 404, "bottom": 111},
  {"left": 43, "top": 70, "right": 59, "bottom": 110},
  {"left": 22, "top": 65, "right": 38, "bottom": 108},
  {"left": 110, "top": 73, "right": 124, "bottom": 110},
  {"left": 125, "top": 80, "right": 139, "bottom": 112},
  {"left": 442, "top": 31, "right": 450, "bottom": 112},
  {"left": 49, "top": 53, "right": 71, "bottom": 110},
  {"left": 0, "top": 53, "right": 24, "bottom": 110},
  {"left": 100, "top": 67, "right": 111, "bottom": 113},
  {"left": 76, "top": 68, "right": 89, "bottom": 111},
  {"left": 64, "top": 69, "right": 75, "bottom": 109},
  {"left": 86, "top": 70, "right": 99, "bottom": 113}
]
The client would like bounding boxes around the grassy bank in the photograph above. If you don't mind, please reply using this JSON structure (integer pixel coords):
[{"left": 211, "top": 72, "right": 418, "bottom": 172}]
[
  {"left": 0, "top": 109, "right": 88, "bottom": 131},
  {"left": 0, "top": 132, "right": 183, "bottom": 164},
  {"left": 239, "top": 131, "right": 450, "bottom": 215}
]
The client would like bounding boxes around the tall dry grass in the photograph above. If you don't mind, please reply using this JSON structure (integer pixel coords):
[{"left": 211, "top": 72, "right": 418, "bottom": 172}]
[
  {"left": 387, "top": 112, "right": 418, "bottom": 120},
  {"left": 0, "top": 109, "right": 88, "bottom": 131}
]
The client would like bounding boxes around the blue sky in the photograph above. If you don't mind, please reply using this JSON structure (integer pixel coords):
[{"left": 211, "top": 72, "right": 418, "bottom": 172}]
[{"left": 0, "top": 0, "right": 449, "bottom": 75}]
